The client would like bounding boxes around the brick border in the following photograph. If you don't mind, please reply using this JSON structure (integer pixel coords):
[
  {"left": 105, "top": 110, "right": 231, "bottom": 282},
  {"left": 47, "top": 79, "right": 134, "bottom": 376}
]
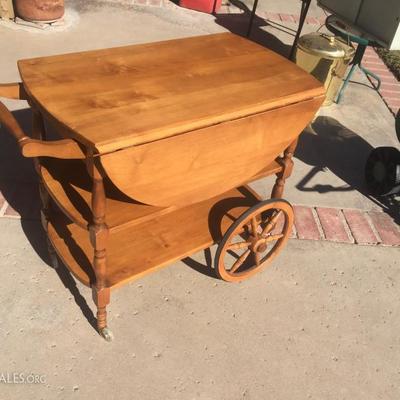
[{"left": 1, "top": 193, "right": 398, "bottom": 246}]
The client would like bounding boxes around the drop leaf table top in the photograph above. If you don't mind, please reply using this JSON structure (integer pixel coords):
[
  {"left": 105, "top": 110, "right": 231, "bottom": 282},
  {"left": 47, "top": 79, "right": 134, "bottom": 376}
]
[{"left": 18, "top": 32, "right": 324, "bottom": 154}]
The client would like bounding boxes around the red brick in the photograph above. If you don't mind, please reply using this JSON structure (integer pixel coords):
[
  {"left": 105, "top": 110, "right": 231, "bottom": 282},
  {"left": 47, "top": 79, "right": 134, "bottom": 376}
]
[
  {"left": 386, "top": 96, "right": 400, "bottom": 103},
  {"left": 0, "top": 190, "right": 5, "bottom": 212},
  {"left": 386, "top": 100, "right": 400, "bottom": 111},
  {"left": 368, "top": 67, "right": 391, "bottom": 75},
  {"left": 270, "top": 210, "right": 297, "bottom": 238},
  {"left": 379, "top": 76, "right": 400, "bottom": 86},
  {"left": 363, "top": 57, "right": 385, "bottom": 67},
  {"left": 316, "top": 208, "right": 353, "bottom": 243},
  {"left": 363, "top": 55, "right": 381, "bottom": 62},
  {"left": 305, "top": 16, "right": 319, "bottom": 25},
  {"left": 279, "top": 13, "right": 294, "bottom": 23},
  {"left": 364, "top": 49, "right": 380, "bottom": 55},
  {"left": 368, "top": 212, "right": 400, "bottom": 246},
  {"left": 380, "top": 82, "right": 400, "bottom": 90},
  {"left": 380, "top": 90, "right": 400, "bottom": 100},
  {"left": 388, "top": 105, "right": 400, "bottom": 114},
  {"left": 293, "top": 206, "right": 321, "bottom": 240},
  {"left": 264, "top": 12, "right": 280, "bottom": 21},
  {"left": 342, "top": 209, "right": 379, "bottom": 245},
  {"left": 4, "top": 204, "right": 20, "bottom": 217},
  {"left": 363, "top": 65, "right": 390, "bottom": 75}
]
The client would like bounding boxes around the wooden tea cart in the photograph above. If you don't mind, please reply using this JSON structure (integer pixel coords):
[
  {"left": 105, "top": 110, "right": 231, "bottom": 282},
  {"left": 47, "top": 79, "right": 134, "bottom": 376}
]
[{"left": 0, "top": 33, "right": 324, "bottom": 340}]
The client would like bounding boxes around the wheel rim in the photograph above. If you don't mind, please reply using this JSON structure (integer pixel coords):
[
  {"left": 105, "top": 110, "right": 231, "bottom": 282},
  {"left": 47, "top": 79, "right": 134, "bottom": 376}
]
[{"left": 215, "top": 199, "right": 294, "bottom": 282}]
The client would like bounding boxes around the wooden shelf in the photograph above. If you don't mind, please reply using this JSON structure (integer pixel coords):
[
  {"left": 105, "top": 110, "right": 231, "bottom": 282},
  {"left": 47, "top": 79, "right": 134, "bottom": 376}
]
[
  {"left": 41, "top": 159, "right": 172, "bottom": 232},
  {"left": 47, "top": 186, "right": 261, "bottom": 289},
  {"left": 41, "top": 158, "right": 282, "bottom": 232}
]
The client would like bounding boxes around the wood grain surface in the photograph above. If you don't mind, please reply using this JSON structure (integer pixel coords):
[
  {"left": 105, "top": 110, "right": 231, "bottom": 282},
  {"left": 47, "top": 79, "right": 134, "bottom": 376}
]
[
  {"left": 47, "top": 186, "right": 261, "bottom": 288},
  {"left": 101, "top": 98, "right": 322, "bottom": 207},
  {"left": 18, "top": 33, "right": 325, "bottom": 154}
]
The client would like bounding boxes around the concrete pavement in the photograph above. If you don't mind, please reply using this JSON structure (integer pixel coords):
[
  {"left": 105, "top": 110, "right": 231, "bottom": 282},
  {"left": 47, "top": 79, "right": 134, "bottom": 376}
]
[{"left": 1, "top": 218, "right": 400, "bottom": 400}]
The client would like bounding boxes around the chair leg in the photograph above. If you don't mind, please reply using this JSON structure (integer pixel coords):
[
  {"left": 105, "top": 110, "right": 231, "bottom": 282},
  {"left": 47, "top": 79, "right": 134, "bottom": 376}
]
[
  {"left": 289, "top": 0, "right": 311, "bottom": 61},
  {"left": 359, "top": 64, "right": 381, "bottom": 90},
  {"left": 336, "top": 63, "right": 357, "bottom": 104},
  {"left": 246, "top": 0, "right": 259, "bottom": 37}
]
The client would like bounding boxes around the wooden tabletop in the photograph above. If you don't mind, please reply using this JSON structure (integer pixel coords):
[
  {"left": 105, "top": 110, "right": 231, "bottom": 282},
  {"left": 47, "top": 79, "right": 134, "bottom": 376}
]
[{"left": 18, "top": 33, "right": 324, "bottom": 154}]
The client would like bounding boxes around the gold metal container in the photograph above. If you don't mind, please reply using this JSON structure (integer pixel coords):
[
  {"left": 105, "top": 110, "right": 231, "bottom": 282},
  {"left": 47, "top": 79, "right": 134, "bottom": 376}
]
[{"left": 295, "top": 33, "right": 355, "bottom": 106}]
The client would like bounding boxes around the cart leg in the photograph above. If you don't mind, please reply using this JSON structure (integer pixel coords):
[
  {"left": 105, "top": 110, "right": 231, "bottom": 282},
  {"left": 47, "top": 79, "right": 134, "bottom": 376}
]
[
  {"left": 271, "top": 139, "right": 298, "bottom": 198},
  {"left": 31, "top": 108, "right": 59, "bottom": 269},
  {"left": 92, "top": 285, "right": 113, "bottom": 341},
  {"left": 88, "top": 161, "right": 113, "bottom": 341}
]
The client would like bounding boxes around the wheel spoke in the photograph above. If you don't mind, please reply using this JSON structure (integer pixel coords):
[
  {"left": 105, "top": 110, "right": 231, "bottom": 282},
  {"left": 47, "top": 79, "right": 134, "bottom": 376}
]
[
  {"left": 254, "top": 251, "right": 261, "bottom": 267},
  {"left": 228, "top": 241, "right": 251, "bottom": 250},
  {"left": 265, "top": 233, "right": 284, "bottom": 242},
  {"left": 230, "top": 249, "right": 250, "bottom": 273},
  {"left": 251, "top": 217, "right": 259, "bottom": 237},
  {"left": 262, "top": 210, "right": 282, "bottom": 236}
]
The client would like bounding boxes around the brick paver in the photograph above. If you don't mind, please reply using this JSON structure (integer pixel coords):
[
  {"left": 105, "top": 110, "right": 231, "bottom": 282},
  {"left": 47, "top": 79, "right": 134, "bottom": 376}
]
[
  {"left": 342, "top": 209, "right": 379, "bottom": 245},
  {"left": 316, "top": 207, "right": 353, "bottom": 243},
  {"left": 0, "top": 190, "right": 5, "bottom": 214},
  {"left": 293, "top": 206, "right": 321, "bottom": 241},
  {"left": 368, "top": 212, "right": 400, "bottom": 246}
]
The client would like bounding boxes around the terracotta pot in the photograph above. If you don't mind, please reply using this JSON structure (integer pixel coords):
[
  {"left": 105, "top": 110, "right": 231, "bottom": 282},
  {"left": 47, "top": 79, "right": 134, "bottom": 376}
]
[{"left": 14, "top": 0, "right": 65, "bottom": 22}]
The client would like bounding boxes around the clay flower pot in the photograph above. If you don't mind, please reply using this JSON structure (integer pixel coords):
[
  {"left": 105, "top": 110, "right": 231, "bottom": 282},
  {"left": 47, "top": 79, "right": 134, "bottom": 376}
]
[{"left": 14, "top": 0, "right": 65, "bottom": 22}]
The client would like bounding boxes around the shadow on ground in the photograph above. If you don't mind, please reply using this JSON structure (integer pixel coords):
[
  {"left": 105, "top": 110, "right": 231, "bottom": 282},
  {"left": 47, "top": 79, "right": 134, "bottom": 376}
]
[
  {"left": 0, "top": 107, "right": 98, "bottom": 332},
  {"left": 296, "top": 116, "right": 400, "bottom": 223},
  {"left": 213, "top": 0, "right": 292, "bottom": 56}
]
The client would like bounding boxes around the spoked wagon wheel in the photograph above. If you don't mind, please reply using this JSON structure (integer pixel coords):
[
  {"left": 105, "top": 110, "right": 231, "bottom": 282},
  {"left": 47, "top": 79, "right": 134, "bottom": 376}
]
[{"left": 215, "top": 199, "right": 294, "bottom": 282}]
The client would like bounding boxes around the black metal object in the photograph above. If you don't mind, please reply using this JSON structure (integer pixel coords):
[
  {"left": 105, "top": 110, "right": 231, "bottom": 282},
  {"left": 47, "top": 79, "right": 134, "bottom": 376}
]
[
  {"left": 289, "top": 0, "right": 311, "bottom": 60},
  {"left": 246, "top": 0, "right": 311, "bottom": 60},
  {"left": 365, "top": 111, "right": 400, "bottom": 196}
]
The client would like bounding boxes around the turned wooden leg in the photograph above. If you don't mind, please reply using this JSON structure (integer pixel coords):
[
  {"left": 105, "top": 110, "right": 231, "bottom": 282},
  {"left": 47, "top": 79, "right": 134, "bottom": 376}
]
[
  {"left": 32, "top": 109, "right": 59, "bottom": 268},
  {"left": 88, "top": 159, "right": 113, "bottom": 341},
  {"left": 271, "top": 139, "right": 298, "bottom": 199},
  {"left": 92, "top": 285, "right": 112, "bottom": 340}
]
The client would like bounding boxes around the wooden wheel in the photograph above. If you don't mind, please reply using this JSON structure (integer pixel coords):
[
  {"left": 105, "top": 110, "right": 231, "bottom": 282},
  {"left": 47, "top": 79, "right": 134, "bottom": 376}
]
[{"left": 215, "top": 199, "right": 294, "bottom": 282}]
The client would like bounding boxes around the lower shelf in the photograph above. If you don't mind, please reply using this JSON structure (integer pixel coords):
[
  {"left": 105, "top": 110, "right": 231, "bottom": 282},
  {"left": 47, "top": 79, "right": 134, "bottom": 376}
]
[{"left": 48, "top": 185, "right": 261, "bottom": 288}]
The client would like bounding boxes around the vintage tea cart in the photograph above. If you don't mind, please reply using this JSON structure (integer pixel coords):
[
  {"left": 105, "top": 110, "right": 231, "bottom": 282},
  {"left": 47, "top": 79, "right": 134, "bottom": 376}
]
[{"left": 0, "top": 33, "right": 325, "bottom": 340}]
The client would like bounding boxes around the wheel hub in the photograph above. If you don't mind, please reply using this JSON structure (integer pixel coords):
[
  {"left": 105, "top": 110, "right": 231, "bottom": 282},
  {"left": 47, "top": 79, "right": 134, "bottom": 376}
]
[{"left": 251, "top": 238, "right": 267, "bottom": 253}]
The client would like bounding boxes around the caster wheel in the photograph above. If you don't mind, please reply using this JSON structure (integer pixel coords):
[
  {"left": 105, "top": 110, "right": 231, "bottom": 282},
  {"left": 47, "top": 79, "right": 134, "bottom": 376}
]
[
  {"left": 99, "top": 327, "right": 114, "bottom": 342},
  {"left": 215, "top": 199, "right": 294, "bottom": 282},
  {"left": 365, "top": 147, "right": 400, "bottom": 196}
]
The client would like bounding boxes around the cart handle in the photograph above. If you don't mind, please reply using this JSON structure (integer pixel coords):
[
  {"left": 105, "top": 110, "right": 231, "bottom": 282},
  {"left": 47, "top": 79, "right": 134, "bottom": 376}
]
[{"left": 0, "top": 100, "right": 85, "bottom": 160}]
